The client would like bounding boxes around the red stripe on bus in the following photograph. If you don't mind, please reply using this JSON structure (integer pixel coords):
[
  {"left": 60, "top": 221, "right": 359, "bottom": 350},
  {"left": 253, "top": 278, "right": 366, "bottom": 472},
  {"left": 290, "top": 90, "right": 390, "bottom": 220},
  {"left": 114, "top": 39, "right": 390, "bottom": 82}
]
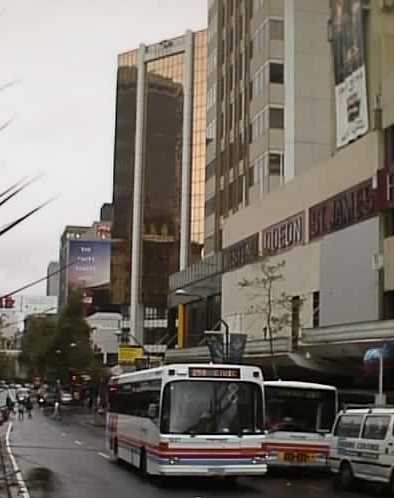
[{"left": 117, "top": 434, "right": 265, "bottom": 458}]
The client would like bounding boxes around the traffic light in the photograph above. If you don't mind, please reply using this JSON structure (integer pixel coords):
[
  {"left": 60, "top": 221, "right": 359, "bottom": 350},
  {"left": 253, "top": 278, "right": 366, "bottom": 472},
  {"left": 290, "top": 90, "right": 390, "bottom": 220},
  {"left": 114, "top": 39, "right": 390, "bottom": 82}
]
[{"left": 0, "top": 296, "right": 14, "bottom": 309}]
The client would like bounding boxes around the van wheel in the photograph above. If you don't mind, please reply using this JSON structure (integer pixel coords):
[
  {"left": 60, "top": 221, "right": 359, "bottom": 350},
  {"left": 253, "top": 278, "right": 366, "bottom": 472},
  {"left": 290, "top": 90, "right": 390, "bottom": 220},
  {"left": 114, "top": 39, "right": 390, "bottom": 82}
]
[
  {"left": 389, "top": 471, "right": 394, "bottom": 496},
  {"left": 339, "top": 462, "right": 354, "bottom": 490},
  {"left": 140, "top": 449, "right": 147, "bottom": 477}
]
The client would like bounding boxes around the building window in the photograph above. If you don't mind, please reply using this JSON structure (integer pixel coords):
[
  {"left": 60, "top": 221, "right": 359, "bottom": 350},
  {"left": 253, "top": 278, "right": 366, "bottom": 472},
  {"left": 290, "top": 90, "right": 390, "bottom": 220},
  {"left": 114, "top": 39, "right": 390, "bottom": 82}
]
[
  {"left": 386, "top": 125, "right": 394, "bottom": 169},
  {"left": 228, "top": 65, "right": 233, "bottom": 92},
  {"left": 238, "top": 176, "right": 244, "bottom": 205},
  {"left": 207, "top": 119, "right": 216, "bottom": 142},
  {"left": 268, "top": 153, "right": 281, "bottom": 175},
  {"left": 206, "top": 159, "right": 216, "bottom": 180},
  {"left": 270, "top": 19, "right": 284, "bottom": 41},
  {"left": 269, "top": 107, "right": 284, "bottom": 129},
  {"left": 205, "top": 196, "right": 216, "bottom": 217},
  {"left": 291, "top": 296, "right": 301, "bottom": 349},
  {"left": 229, "top": 182, "right": 234, "bottom": 210},
  {"left": 384, "top": 291, "right": 394, "bottom": 320},
  {"left": 239, "top": 15, "right": 244, "bottom": 41},
  {"left": 269, "top": 62, "right": 284, "bottom": 84},
  {"left": 249, "top": 165, "right": 255, "bottom": 187},
  {"left": 313, "top": 291, "right": 320, "bottom": 328},
  {"left": 229, "top": 28, "right": 234, "bottom": 53},
  {"left": 207, "top": 85, "right": 217, "bottom": 109},
  {"left": 220, "top": 112, "right": 224, "bottom": 138}
]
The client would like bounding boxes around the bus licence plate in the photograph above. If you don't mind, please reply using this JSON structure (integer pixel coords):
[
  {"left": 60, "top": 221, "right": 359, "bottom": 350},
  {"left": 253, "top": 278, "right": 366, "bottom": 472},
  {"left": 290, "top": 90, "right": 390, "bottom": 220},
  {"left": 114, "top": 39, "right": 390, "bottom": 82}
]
[{"left": 279, "top": 452, "right": 315, "bottom": 464}]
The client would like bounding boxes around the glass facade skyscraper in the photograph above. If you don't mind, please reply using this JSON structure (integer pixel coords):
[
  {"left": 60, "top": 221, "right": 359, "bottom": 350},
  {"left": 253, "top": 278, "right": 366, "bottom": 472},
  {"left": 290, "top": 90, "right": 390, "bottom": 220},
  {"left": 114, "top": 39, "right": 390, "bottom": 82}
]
[{"left": 111, "top": 30, "right": 207, "bottom": 344}]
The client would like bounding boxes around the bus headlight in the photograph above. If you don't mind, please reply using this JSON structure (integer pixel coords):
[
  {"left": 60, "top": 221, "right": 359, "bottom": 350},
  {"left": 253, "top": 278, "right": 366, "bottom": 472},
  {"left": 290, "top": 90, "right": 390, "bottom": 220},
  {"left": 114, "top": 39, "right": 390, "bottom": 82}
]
[{"left": 169, "top": 457, "right": 180, "bottom": 465}]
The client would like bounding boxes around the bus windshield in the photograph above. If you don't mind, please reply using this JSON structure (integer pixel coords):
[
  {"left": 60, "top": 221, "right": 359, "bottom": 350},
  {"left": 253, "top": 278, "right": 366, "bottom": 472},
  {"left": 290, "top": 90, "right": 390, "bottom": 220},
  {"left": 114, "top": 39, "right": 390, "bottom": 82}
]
[
  {"left": 161, "top": 381, "right": 263, "bottom": 436},
  {"left": 265, "top": 386, "right": 336, "bottom": 433}
]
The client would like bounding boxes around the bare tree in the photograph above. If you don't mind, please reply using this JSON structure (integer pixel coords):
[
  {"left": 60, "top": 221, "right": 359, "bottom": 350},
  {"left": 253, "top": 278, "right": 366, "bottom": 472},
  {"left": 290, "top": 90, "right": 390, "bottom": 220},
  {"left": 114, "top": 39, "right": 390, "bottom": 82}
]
[{"left": 239, "top": 254, "right": 302, "bottom": 379}]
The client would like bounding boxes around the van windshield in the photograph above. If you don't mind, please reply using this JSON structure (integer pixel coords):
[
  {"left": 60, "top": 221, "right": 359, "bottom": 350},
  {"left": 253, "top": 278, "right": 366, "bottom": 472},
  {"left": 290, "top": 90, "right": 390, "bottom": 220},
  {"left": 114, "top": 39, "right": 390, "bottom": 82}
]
[
  {"left": 265, "top": 386, "right": 337, "bottom": 433},
  {"left": 161, "top": 381, "right": 263, "bottom": 435}
]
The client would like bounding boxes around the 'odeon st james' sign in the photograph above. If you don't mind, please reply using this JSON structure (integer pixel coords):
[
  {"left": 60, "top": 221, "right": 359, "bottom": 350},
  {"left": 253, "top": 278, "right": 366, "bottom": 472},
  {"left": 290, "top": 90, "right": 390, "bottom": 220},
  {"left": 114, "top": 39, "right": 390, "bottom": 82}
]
[
  {"left": 309, "top": 179, "right": 378, "bottom": 241},
  {"left": 262, "top": 212, "right": 305, "bottom": 255}
]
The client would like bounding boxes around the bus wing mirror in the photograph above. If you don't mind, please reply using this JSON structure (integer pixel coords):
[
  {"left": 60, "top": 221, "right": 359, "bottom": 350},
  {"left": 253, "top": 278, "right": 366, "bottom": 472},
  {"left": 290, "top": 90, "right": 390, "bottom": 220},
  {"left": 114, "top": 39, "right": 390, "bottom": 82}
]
[{"left": 148, "top": 403, "right": 159, "bottom": 419}]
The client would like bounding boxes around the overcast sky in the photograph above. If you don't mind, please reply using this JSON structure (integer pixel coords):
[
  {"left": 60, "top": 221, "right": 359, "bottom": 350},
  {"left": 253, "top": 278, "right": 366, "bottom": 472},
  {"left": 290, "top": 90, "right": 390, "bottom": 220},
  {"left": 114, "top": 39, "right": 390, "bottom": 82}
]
[{"left": 0, "top": 0, "right": 206, "bottom": 296}]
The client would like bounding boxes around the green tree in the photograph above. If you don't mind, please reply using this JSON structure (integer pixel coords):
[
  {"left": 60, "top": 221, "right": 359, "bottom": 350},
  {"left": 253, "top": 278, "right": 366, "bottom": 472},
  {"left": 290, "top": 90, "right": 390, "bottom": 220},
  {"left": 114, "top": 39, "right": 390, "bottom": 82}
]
[
  {"left": 47, "top": 290, "right": 97, "bottom": 383},
  {"left": 239, "top": 255, "right": 302, "bottom": 379},
  {"left": 21, "top": 315, "right": 57, "bottom": 378}
]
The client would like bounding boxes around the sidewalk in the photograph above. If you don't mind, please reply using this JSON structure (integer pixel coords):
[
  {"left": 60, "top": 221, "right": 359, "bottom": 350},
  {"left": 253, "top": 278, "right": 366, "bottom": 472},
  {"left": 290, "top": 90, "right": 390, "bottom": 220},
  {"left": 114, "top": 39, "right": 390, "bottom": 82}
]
[{"left": 0, "top": 420, "right": 29, "bottom": 498}]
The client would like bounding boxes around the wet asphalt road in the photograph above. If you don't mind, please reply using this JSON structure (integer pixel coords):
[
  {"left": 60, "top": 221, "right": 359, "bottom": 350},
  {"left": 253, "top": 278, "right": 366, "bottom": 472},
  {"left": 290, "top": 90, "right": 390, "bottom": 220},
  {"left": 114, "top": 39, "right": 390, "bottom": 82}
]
[{"left": 8, "top": 408, "right": 385, "bottom": 498}]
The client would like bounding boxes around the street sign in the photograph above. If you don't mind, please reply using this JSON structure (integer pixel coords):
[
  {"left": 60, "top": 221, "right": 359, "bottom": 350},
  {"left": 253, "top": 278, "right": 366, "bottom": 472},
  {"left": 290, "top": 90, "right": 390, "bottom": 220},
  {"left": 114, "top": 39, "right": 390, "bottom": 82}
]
[{"left": 118, "top": 345, "right": 144, "bottom": 364}]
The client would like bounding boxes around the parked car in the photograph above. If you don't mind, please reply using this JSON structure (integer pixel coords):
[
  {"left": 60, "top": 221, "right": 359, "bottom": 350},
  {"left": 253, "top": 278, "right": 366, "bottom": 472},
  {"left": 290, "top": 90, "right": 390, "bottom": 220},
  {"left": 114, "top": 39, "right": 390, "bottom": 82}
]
[{"left": 329, "top": 406, "right": 394, "bottom": 493}]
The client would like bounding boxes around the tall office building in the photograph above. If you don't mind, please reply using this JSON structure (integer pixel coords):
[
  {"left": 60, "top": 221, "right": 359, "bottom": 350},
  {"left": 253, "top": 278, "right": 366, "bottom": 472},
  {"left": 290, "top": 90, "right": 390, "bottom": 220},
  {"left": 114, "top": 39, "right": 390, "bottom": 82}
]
[
  {"left": 169, "top": 0, "right": 332, "bottom": 349},
  {"left": 46, "top": 261, "right": 60, "bottom": 297},
  {"left": 110, "top": 30, "right": 207, "bottom": 344},
  {"left": 204, "top": 0, "right": 331, "bottom": 254}
]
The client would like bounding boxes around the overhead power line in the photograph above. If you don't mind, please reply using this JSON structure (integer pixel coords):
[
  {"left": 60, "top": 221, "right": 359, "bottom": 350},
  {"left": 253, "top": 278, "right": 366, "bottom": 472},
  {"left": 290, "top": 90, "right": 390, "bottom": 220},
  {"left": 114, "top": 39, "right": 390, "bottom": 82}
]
[{"left": 0, "top": 260, "right": 75, "bottom": 301}]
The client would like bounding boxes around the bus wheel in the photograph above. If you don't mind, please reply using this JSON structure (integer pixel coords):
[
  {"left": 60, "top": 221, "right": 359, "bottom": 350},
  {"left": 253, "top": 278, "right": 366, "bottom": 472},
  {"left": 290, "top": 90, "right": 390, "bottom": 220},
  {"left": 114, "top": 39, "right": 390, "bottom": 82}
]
[
  {"left": 339, "top": 462, "right": 354, "bottom": 490},
  {"left": 140, "top": 449, "right": 147, "bottom": 477}
]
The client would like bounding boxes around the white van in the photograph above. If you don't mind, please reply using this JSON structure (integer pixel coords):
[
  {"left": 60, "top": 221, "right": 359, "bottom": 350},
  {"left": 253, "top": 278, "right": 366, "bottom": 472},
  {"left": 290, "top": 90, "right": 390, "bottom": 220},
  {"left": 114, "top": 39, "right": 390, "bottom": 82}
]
[{"left": 329, "top": 407, "right": 394, "bottom": 492}]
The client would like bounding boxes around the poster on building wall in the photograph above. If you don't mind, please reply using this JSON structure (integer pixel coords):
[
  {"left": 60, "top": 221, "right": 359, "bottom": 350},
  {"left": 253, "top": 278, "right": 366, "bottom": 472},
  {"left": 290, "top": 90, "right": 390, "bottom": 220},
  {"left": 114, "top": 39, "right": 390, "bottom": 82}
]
[
  {"left": 331, "top": 0, "right": 369, "bottom": 148},
  {"left": 67, "top": 240, "right": 111, "bottom": 312}
]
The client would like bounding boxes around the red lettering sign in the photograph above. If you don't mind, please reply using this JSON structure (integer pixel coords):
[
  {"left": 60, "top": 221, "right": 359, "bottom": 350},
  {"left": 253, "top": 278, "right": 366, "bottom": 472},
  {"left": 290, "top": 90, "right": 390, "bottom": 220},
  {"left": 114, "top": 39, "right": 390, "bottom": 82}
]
[
  {"left": 309, "top": 179, "right": 377, "bottom": 241},
  {"left": 262, "top": 212, "right": 305, "bottom": 255}
]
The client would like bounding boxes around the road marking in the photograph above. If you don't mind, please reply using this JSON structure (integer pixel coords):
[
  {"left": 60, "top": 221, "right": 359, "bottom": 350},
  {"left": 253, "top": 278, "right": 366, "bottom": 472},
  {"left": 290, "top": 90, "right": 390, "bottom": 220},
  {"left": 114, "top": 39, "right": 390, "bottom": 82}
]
[
  {"left": 6, "top": 423, "right": 31, "bottom": 498},
  {"left": 98, "top": 452, "right": 110, "bottom": 460},
  {"left": 74, "top": 440, "right": 83, "bottom": 446}
]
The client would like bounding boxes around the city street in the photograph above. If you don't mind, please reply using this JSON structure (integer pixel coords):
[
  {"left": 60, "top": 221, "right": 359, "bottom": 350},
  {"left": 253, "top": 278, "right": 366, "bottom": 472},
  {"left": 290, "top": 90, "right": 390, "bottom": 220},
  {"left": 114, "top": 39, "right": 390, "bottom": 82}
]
[{"left": 5, "top": 408, "right": 381, "bottom": 498}]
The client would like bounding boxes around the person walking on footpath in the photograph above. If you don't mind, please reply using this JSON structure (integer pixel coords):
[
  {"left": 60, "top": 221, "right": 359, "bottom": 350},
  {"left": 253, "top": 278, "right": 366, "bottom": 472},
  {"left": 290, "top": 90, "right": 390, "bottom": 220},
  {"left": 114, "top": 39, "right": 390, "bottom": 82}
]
[
  {"left": 26, "top": 397, "right": 33, "bottom": 418},
  {"left": 52, "top": 400, "right": 61, "bottom": 420},
  {"left": 17, "top": 402, "right": 24, "bottom": 421}
]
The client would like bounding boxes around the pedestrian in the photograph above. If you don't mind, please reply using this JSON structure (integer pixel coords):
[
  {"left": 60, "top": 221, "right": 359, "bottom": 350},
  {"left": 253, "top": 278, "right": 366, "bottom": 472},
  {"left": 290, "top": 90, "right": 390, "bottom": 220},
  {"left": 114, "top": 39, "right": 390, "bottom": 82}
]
[
  {"left": 53, "top": 401, "right": 61, "bottom": 420},
  {"left": 26, "top": 397, "right": 33, "bottom": 419},
  {"left": 6, "top": 395, "right": 14, "bottom": 419},
  {"left": 17, "top": 402, "right": 24, "bottom": 421}
]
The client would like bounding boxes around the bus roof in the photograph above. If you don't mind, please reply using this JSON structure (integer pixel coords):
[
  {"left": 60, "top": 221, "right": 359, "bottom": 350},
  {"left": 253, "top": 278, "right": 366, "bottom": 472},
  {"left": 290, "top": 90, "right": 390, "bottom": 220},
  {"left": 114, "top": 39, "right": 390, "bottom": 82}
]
[
  {"left": 111, "top": 363, "right": 262, "bottom": 384},
  {"left": 264, "top": 380, "right": 337, "bottom": 391}
]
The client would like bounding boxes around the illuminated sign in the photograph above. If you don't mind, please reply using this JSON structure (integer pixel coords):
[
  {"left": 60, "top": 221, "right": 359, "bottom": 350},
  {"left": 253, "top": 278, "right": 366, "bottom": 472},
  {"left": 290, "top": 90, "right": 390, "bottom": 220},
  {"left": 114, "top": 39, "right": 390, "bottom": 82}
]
[
  {"left": 189, "top": 367, "right": 240, "bottom": 379},
  {"left": 309, "top": 179, "right": 377, "bottom": 241},
  {"left": 262, "top": 212, "right": 305, "bottom": 255}
]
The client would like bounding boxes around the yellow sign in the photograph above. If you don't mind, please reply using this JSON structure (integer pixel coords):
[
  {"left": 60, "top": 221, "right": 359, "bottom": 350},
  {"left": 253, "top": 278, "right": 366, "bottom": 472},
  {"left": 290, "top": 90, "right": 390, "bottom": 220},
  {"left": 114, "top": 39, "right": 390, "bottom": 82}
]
[{"left": 118, "top": 345, "right": 144, "bottom": 364}]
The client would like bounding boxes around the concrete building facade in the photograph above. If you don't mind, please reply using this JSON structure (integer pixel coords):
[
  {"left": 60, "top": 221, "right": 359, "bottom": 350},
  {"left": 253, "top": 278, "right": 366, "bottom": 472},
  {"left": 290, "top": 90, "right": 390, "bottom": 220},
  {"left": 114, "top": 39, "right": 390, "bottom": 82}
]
[
  {"left": 169, "top": 1, "right": 394, "bottom": 387},
  {"left": 169, "top": 0, "right": 332, "bottom": 350},
  {"left": 46, "top": 261, "right": 60, "bottom": 297}
]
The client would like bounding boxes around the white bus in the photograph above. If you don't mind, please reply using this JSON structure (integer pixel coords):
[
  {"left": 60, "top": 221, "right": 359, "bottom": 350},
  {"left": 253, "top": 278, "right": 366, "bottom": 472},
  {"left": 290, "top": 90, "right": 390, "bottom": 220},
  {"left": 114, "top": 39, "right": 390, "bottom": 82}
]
[
  {"left": 263, "top": 381, "right": 338, "bottom": 468},
  {"left": 106, "top": 363, "right": 267, "bottom": 477}
]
